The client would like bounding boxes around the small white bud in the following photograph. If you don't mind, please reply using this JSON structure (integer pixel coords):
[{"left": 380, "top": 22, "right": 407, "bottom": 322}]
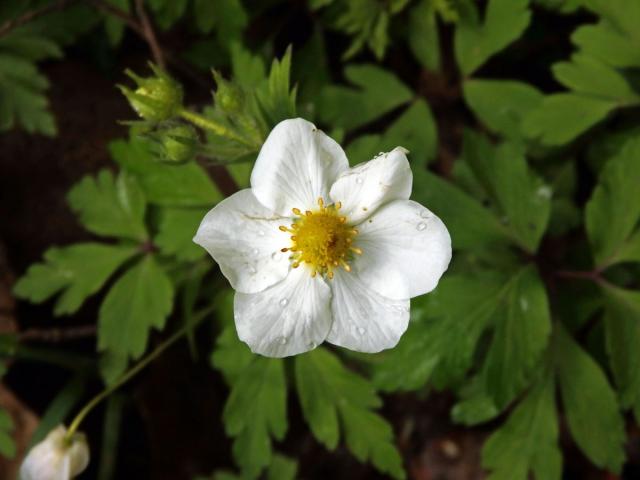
[{"left": 20, "top": 425, "right": 89, "bottom": 480}]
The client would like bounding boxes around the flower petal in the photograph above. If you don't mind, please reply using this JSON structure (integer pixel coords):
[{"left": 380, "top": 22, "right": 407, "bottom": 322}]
[
  {"left": 327, "top": 269, "right": 410, "bottom": 353},
  {"left": 354, "top": 199, "right": 451, "bottom": 300},
  {"left": 329, "top": 147, "right": 412, "bottom": 224},
  {"left": 251, "top": 118, "right": 349, "bottom": 214},
  {"left": 234, "top": 267, "right": 332, "bottom": 357},
  {"left": 193, "top": 189, "right": 290, "bottom": 294}
]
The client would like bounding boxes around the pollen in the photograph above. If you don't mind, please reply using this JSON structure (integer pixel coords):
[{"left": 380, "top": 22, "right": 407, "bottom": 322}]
[{"left": 280, "top": 198, "right": 360, "bottom": 278}]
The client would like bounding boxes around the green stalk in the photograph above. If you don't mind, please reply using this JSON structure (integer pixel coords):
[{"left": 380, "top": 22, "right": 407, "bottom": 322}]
[
  {"left": 178, "top": 108, "right": 248, "bottom": 145},
  {"left": 64, "top": 305, "right": 215, "bottom": 442}
]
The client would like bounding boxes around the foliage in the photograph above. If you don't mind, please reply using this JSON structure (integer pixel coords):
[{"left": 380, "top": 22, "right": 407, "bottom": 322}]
[{"left": 5, "top": 0, "right": 640, "bottom": 479}]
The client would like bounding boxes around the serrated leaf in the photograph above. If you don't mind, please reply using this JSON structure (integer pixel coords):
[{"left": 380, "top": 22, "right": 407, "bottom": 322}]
[
  {"left": 455, "top": 0, "right": 531, "bottom": 75},
  {"left": 463, "top": 79, "right": 543, "bottom": 140},
  {"left": 462, "top": 132, "right": 551, "bottom": 252},
  {"left": 481, "top": 266, "right": 551, "bottom": 407},
  {"left": 373, "top": 272, "right": 505, "bottom": 393},
  {"left": 67, "top": 170, "right": 148, "bottom": 241},
  {"left": 552, "top": 54, "right": 640, "bottom": 103},
  {"left": 223, "top": 358, "right": 287, "bottom": 479},
  {"left": 602, "top": 285, "right": 640, "bottom": 412},
  {"left": 411, "top": 168, "right": 511, "bottom": 252},
  {"left": 317, "top": 64, "right": 412, "bottom": 131},
  {"left": 572, "top": 21, "right": 640, "bottom": 68},
  {"left": 555, "top": 324, "right": 625, "bottom": 473},
  {"left": 522, "top": 93, "right": 615, "bottom": 146},
  {"left": 585, "top": 136, "right": 640, "bottom": 268},
  {"left": 14, "top": 243, "right": 138, "bottom": 316},
  {"left": 256, "top": 46, "right": 297, "bottom": 127},
  {"left": 482, "top": 374, "right": 561, "bottom": 480},
  {"left": 98, "top": 256, "right": 174, "bottom": 359},
  {"left": 155, "top": 207, "right": 208, "bottom": 261},
  {"left": 295, "top": 348, "right": 405, "bottom": 479},
  {"left": 110, "top": 138, "right": 223, "bottom": 207}
]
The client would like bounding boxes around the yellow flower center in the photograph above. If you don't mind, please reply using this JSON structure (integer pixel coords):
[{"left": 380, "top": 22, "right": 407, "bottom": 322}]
[{"left": 280, "top": 198, "right": 361, "bottom": 278}]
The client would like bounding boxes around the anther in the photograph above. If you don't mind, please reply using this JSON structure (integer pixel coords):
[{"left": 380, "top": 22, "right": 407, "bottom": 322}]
[
  {"left": 292, "top": 208, "right": 302, "bottom": 215},
  {"left": 281, "top": 248, "right": 289, "bottom": 252},
  {"left": 279, "top": 225, "right": 288, "bottom": 232},
  {"left": 335, "top": 201, "right": 342, "bottom": 209},
  {"left": 351, "top": 247, "right": 363, "bottom": 255},
  {"left": 292, "top": 262, "right": 300, "bottom": 268}
]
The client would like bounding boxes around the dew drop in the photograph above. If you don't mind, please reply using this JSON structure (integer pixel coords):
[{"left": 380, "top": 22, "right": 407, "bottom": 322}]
[
  {"left": 420, "top": 210, "right": 431, "bottom": 219},
  {"left": 279, "top": 298, "right": 289, "bottom": 307},
  {"left": 279, "top": 336, "right": 288, "bottom": 345},
  {"left": 251, "top": 248, "right": 259, "bottom": 255},
  {"left": 356, "top": 177, "right": 364, "bottom": 185},
  {"left": 258, "top": 230, "right": 265, "bottom": 237},
  {"left": 357, "top": 326, "right": 366, "bottom": 335},
  {"left": 417, "top": 222, "right": 427, "bottom": 231},
  {"left": 271, "top": 251, "right": 283, "bottom": 262},
  {"left": 248, "top": 265, "right": 257, "bottom": 274},
  {"left": 536, "top": 185, "right": 552, "bottom": 200},
  {"left": 308, "top": 341, "right": 317, "bottom": 349}
]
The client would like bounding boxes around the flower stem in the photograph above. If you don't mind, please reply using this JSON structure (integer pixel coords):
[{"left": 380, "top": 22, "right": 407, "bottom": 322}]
[
  {"left": 64, "top": 305, "right": 215, "bottom": 442},
  {"left": 178, "top": 108, "right": 247, "bottom": 144}
]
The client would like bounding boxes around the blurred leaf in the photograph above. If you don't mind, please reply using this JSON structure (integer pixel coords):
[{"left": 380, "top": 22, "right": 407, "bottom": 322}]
[
  {"left": 482, "top": 374, "right": 561, "bottom": 480},
  {"left": 257, "top": 46, "right": 297, "bottom": 127},
  {"left": 148, "top": 0, "right": 188, "bottom": 30},
  {"left": 572, "top": 21, "right": 640, "bottom": 68},
  {"left": 462, "top": 131, "right": 551, "bottom": 252},
  {"left": 317, "top": 64, "right": 412, "bottom": 131},
  {"left": 223, "top": 358, "right": 287, "bottom": 479},
  {"left": 407, "top": 0, "right": 441, "bottom": 71},
  {"left": 98, "top": 394, "right": 125, "bottom": 480},
  {"left": 585, "top": 136, "right": 640, "bottom": 268},
  {"left": 555, "top": 324, "right": 625, "bottom": 473},
  {"left": 193, "top": 0, "right": 247, "bottom": 46},
  {"left": 155, "top": 207, "right": 208, "bottom": 262},
  {"left": 103, "top": 0, "right": 129, "bottom": 46},
  {"left": 67, "top": 170, "right": 148, "bottom": 241},
  {"left": 455, "top": 0, "right": 531, "bottom": 75},
  {"left": 98, "top": 256, "right": 174, "bottom": 360},
  {"left": 266, "top": 454, "right": 298, "bottom": 480},
  {"left": 0, "top": 409, "right": 15, "bottom": 458},
  {"left": 295, "top": 348, "right": 405, "bottom": 479},
  {"left": 481, "top": 266, "right": 551, "bottom": 407},
  {"left": 110, "top": 138, "right": 223, "bottom": 207},
  {"left": 14, "top": 243, "right": 138, "bottom": 316},
  {"left": 522, "top": 93, "right": 615, "bottom": 146},
  {"left": 602, "top": 285, "right": 640, "bottom": 414},
  {"left": 463, "top": 79, "right": 543, "bottom": 140}
]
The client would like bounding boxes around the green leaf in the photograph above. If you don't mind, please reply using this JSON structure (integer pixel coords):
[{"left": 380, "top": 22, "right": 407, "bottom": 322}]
[
  {"left": 602, "top": 285, "right": 640, "bottom": 412},
  {"left": 462, "top": 132, "right": 551, "bottom": 252},
  {"left": 463, "top": 79, "right": 543, "bottom": 140},
  {"left": 482, "top": 374, "right": 561, "bottom": 480},
  {"left": 373, "top": 272, "right": 505, "bottom": 392},
  {"left": 110, "top": 138, "right": 222, "bottom": 207},
  {"left": 317, "top": 64, "right": 412, "bottom": 131},
  {"left": 194, "top": 0, "right": 247, "bottom": 46},
  {"left": 411, "top": 168, "right": 511, "bottom": 252},
  {"left": 266, "top": 454, "right": 298, "bottom": 480},
  {"left": 155, "top": 207, "right": 208, "bottom": 262},
  {"left": 555, "top": 324, "right": 625, "bottom": 473},
  {"left": 103, "top": 0, "right": 129, "bottom": 46},
  {"left": 572, "top": 21, "right": 640, "bottom": 68},
  {"left": 223, "top": 358, "right": 287, "bottom": 479},
  {"left": 67, "top": 170, "right": 148, "bottom": 241},
  {"left": 230, "top": 42, "right": 266, "bottom": 90},
  {"left": 211, "top": 325, "right": 254, "bottom": 386},
  {"left": 481, "top": 266, "right": 551, "bottom": 407},
  {"left": 148, "top": 0, "right": 188, "bottom": 30},
  {"left": 14, "top": 243, "right": 138, "bottom": 316},
  {"left": 0, "top": 409, "right": 15, "bottom": 458},
  {"left": 455, "top": 0, "right": 531, "bottom": 75},
  {"left": 256, "top": 46, "right": 297, "bottom": 127},
  {"left": 407, "top": 0, "right": 441, "bottom": 71},
  {"left": 98, "top": 256, "right": 174, "bottom": 359},
  {"left": 585, "top": 136, "right": 640, "bottom": 268},
  {"left": 552, "top": 54, "right": 640, "bottom": 103},
  {"left": 522, "top": 93, "right": 615, "bottom": 146},
  {"left": 295, "top": 348, "right": 405, "bottom": 479}
]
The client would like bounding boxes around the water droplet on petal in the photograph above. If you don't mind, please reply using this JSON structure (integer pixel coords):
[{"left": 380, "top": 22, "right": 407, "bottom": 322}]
[
  {"left": 248, "top": 265, "right": 257, "bottom": 274},
  {"left": 356, "top": 177, "right": 364, "bottom": 185},
  {"left": 258, "top": 230, "right": 265, "bottom": 237},
  {"left": 417, "top": 222, "right": 427, "bottom": 231},
  {"left": 357, "top": 327, "right": 366, "bottom": 335},
  {"left": 420, "top": 210, "right": 430, "bottom": 219},
  {"left": 279, "top": 298, "right": 289, "bottom": 307},
  {"left": 271, "top": 251, "right": 283, "bottom": 262},
  {"left": 359, "top": 308, "right": 368, "bottom": 318},
  {"left": 251, "top": 248, "right": 259, "bottom": 255},
  {"left": 308, "top": 341, "right": 317, "bottom": 349},
  {"left": 279, "top": 336, "right": 287, "bottom": 345}
]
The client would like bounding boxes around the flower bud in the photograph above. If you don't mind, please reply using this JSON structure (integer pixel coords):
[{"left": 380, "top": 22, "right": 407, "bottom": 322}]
[
  {"left": 20, "top": 425, "right": 89, "bottom": 480},
  {"left": 121, "top": 64, "right": 183, "bottom": 122},
  {"left": 213, "top": 70, "right": 244, "bottom": 114},
  {"left": 160, "top": 124, "right": 198, "bottom": 163}
]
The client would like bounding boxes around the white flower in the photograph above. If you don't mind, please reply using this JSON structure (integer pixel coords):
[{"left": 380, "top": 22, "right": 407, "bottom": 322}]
[
  {"left": 194, "top": 118, "right": 451, "bottom": 357},
  {"left": 20, "top": 425, "right": 89, "bottom": 480}
]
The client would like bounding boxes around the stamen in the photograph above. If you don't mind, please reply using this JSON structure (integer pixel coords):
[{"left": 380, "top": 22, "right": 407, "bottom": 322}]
[
  {"left": 335, "top": 201, "right": 342, "bottom": 209},
  {"left": 292, "top": 208, "right": 302, "bottom": 216},
  {"left": 281, "top": 248, "right": 289, "bottom": 252},
  {"left": 351, "top": 247, "right": 363, "bottom": 255}
]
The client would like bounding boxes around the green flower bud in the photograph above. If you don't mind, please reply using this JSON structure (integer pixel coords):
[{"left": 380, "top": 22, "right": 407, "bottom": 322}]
[
  {"left": 121, "top": 64, "right": 183, "bottom": 122},
  {"left": 160, "top": 124, "right": 198, "bottom": 163},
  {"left": 213, "top": 70, "right": 244, "bottom": 114}
]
